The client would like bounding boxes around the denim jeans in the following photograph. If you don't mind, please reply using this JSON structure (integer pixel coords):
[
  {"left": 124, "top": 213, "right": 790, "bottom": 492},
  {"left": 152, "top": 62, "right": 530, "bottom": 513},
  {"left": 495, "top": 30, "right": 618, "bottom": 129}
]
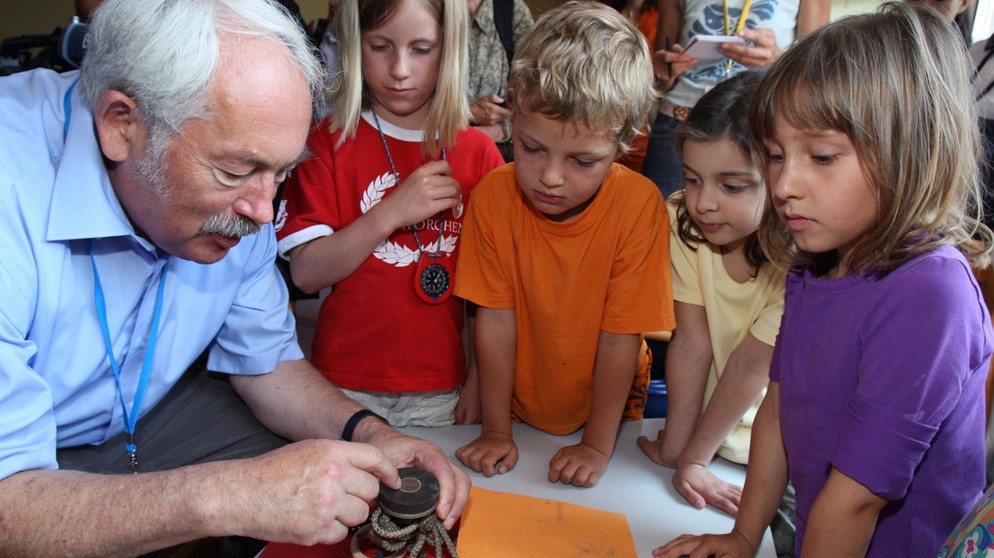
[{"left": 640, "top": 111, "right": 684, "bottom": 200}]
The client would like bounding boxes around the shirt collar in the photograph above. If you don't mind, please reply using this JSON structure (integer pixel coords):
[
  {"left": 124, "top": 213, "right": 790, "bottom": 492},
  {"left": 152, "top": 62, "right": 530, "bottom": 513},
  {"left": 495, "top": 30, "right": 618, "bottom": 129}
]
[{"left": 47, "top": 85, "right": 144, "bottom": 246}]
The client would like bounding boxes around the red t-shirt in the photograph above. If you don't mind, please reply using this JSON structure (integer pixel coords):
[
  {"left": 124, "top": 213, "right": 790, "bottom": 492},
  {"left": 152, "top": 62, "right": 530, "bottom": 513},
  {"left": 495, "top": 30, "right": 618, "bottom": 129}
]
[{"left": 276, "top": 113, "right": 504, "bottom": 392}]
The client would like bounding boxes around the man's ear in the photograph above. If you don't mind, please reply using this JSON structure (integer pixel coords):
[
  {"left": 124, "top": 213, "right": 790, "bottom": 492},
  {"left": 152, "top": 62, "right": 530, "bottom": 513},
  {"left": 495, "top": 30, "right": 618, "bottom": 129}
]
[{"left": 93, "top": 90, "right": 143, "bottom": 163}]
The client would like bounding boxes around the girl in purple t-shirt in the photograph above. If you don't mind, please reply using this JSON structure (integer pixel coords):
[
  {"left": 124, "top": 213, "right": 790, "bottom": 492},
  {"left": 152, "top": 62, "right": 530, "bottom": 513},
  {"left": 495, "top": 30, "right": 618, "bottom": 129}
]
[{"left": 656, "top": 4, "right": 993, "bottom": 558}]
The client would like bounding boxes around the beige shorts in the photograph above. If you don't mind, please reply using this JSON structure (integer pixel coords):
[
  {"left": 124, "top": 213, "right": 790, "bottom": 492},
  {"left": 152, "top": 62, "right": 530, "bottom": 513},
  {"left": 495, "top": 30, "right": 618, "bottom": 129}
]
[{"left": 340, "top": 386, "right": 460, "bottom": 427}]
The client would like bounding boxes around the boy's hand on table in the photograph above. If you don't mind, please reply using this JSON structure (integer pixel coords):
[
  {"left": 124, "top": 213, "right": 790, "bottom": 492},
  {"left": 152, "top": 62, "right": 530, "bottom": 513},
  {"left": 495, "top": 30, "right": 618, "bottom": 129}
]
[
  {"left": 455, "top": 431, "right": 518, "bottom": 476},
  {"left": 548, "top": 442, "right": 608, "bottom": 488}
]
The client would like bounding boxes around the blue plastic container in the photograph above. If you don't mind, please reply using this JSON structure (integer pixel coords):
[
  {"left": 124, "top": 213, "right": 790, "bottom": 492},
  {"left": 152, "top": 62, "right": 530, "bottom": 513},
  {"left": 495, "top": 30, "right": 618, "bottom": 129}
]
[{"left": 645, "top": 378, "right": 668, "bottom": 418}]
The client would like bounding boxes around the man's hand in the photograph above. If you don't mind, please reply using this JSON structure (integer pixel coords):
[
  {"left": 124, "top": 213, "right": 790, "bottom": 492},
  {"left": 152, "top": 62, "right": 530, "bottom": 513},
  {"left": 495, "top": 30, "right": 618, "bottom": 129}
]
[
  {"left": 362, "top": 428, "right": 472, "bottom": 530},
  {"left": 220, "top": 439, "right": 397, "bottom": 546},
  {"left": 548, "top": 442, "right": 608, "bottom": 488},
  {"left": 455, "top": 431, "right": 518, "bottom": 477}
]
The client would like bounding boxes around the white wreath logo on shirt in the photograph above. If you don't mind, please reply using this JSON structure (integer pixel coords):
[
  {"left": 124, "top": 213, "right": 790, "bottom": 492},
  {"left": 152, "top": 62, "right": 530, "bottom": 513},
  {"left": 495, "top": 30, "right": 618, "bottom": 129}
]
[{"left": 362, "top": 171, "right": 462, "bottom": 267}]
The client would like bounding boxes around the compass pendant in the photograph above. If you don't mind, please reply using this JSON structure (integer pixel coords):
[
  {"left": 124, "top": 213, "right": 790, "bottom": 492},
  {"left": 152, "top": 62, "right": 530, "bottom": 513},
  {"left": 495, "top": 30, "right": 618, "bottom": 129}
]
[{"left": 415, "top": 252, "right": 452, "bottom": 304}]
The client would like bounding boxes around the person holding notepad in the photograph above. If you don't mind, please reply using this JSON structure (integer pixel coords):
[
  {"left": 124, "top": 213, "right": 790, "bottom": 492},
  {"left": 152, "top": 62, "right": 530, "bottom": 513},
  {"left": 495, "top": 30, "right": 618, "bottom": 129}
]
[{"left": 640, "top": 0, "right": 829, "bottom": 198}]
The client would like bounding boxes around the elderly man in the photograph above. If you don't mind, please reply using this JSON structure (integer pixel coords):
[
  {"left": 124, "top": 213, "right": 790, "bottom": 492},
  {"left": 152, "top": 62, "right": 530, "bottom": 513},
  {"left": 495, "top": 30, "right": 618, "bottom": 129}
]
[{"left": 0, "top": 0, "right": 469, "bottom": 555}]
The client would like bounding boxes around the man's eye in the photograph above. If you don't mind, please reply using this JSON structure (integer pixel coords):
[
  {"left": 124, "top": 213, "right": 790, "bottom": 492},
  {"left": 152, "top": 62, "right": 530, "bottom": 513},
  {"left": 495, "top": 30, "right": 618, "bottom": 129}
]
[{"left": 214, "top": 168, "right": 249, "bottom": 186}]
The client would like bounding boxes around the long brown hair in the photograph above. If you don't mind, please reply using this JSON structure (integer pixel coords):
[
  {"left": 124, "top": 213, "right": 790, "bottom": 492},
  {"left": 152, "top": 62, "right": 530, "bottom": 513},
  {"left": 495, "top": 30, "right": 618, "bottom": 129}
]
[
  {"left": 751, "top": 2, "right": 992, "bottom": 276},
  {"left": 673, "top": 70, "right": 767, "bottom": 270}
]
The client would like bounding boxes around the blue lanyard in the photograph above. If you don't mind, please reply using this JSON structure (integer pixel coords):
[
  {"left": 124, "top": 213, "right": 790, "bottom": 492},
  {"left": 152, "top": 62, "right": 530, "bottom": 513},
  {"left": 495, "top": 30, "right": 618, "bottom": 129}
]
[
  {"left": 71, "top": 81, "right": 168, "bottom": 472},
  {"left": 89, "top": 241, "right": 168, "bottom": 473},
  {"left": 64, "top": 80, "right": 76, "bottom": 139}
]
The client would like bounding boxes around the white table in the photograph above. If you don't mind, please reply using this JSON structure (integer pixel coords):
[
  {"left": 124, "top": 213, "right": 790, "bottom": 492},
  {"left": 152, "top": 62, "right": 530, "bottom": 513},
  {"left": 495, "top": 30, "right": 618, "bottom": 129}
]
[{"left": 400, "top": 418, "right": 776, "bottom": 557}]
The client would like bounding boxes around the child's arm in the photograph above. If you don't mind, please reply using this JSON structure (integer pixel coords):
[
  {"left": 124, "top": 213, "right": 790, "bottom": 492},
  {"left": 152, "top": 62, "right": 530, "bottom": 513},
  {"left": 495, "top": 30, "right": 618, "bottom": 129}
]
[
  {"left": 654, "top": 382, "right": 789, "bottom": 558},
  {"left": 454, "top": 306, "right": 518, "bottom": 476},
  {"left": 799, "top": 468, "right": 886, "bottom": 557},
  {"left": 653, "top": 0, "right": 682, "bottom": 54},
  {"left": 288, "top": 159, "right": 461, "bottom": 293},
  {"left": 548, "top": 331, "right": 642, "bottom": 488},
  {"left": 454, "top": 303, "right": 481, "bottom": 424},
  {"left": 637, "top": 301, "right": 712, "bottom": 467},
  {"left": 652, "top": 0, "right": 693, "bottom": 87},
  {"left": 796, "top": 0, "right": 831, "bottom": 38},
  {"left": 673, "top": 333, "right": 772, "bottom": 515}
]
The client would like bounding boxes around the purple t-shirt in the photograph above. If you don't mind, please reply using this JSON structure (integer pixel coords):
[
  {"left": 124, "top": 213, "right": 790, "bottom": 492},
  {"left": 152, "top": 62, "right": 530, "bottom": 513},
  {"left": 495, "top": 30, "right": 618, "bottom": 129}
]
[{"left": 771, "top": 245, "right": 991, "bottom": 557}]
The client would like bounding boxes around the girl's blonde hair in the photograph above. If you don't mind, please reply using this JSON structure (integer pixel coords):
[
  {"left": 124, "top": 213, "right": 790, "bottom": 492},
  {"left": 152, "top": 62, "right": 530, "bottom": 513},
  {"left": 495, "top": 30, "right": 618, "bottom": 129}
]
[
  {"left": 506, "top": 1, "right": 655, "bottom": 155},
  {"left": 330, "top": 0, "right": 469, "bottom": 157},
  {"left": 751, "top": 2, "right": 992, "bottom": 275}
]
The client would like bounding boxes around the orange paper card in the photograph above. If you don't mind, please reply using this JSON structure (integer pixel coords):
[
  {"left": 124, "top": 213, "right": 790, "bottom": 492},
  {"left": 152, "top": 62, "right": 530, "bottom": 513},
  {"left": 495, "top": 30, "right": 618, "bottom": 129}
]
[{"left": 455, "top": 486, "right": 637, "bottom": 557}]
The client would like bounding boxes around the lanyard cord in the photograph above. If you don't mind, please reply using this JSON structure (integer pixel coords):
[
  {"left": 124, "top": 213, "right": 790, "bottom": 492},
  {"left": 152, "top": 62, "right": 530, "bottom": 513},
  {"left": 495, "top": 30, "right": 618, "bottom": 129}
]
[
  {"left": 69, "top": 82, "right": 168, "bottom": 472},
  {"left": 370, "top": 108, "right": 447, "bottom": 254},
  {"left": 64, "top": 80, "right": 77, "bottom": 139},
  {"left": 723, "top": 0, "right": 753, "bottom": 73},
  {"left": 723, "top": 0, "right": 753, "bottom": 36},
  {"left": 89, "top": 240, "right": 169, "bottom": 473}
]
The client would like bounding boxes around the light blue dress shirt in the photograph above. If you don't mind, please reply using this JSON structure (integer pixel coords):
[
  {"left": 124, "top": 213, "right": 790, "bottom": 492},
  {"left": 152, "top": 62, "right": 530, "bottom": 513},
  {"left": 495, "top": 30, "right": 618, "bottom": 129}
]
[{"left": 0, "top": 69, "right": 304, "bottom": 480}]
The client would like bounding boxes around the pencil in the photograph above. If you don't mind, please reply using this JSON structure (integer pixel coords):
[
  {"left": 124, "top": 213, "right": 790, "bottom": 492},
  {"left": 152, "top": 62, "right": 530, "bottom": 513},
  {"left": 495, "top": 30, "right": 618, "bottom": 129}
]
[{"left": 665, "top": 37, "right": 673, "bottom": 78}]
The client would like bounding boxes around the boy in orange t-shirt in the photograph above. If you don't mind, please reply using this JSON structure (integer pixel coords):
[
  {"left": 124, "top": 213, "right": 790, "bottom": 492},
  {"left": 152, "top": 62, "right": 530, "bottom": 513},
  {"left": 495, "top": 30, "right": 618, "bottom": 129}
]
[{"left": 454, "top": 1, "right": 675, "bottom": 488}]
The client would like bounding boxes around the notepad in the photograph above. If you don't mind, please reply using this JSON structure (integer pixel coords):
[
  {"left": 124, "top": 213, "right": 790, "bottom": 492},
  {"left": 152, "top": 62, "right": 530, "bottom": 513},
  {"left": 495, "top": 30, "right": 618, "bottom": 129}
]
[
  {"left": 683, "top": 34, "right": 746, "bottom": 60},
  {"left": 455, "top": 486, "right": 637, "bottom": 557}
]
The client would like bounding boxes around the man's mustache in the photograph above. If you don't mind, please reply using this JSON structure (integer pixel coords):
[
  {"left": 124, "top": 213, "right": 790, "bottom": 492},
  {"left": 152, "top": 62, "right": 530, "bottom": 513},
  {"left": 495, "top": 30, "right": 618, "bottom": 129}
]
[{"left": 201, "top": 213, "right": 261, "bottom": 237}]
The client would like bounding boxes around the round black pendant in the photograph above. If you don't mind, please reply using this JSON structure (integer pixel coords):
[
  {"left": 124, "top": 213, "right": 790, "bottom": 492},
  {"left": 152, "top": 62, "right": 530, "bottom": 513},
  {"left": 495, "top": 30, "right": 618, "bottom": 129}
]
[{"left": 418, "top": 262, "right": 451, "bottom": 302}]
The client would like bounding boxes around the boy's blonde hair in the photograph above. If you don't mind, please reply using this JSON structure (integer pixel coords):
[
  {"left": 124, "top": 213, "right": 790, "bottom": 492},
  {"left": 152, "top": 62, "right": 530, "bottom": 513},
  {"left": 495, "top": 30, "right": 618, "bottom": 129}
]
[
  {"left": 507, "top": 1, "right": 655, "bottom": 155},
  {"left": 330, "top": 0, "right": 469, "bottom": 157},
  {"left": 751, "top": 2, "right": 992, "bottom": 275}
]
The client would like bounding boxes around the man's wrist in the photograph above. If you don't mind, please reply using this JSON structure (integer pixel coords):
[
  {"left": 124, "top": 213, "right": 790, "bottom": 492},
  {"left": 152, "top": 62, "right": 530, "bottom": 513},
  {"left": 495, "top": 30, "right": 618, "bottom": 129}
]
[{"left": 341, "top": 409, "right": 390, "bottom": 442}]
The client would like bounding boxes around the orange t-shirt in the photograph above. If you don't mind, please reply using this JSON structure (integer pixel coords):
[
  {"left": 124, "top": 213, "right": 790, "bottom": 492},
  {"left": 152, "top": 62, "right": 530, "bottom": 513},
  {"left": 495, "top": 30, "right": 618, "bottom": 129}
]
[{"left": 455, "top": 163, "right": 676, "bottom": 434}]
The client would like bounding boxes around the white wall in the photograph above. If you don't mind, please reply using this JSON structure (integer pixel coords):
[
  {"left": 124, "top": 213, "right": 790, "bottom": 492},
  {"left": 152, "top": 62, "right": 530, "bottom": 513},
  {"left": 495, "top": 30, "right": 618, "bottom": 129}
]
[{"left": 975, "top": 0, "right": 993, "bottom": 42}]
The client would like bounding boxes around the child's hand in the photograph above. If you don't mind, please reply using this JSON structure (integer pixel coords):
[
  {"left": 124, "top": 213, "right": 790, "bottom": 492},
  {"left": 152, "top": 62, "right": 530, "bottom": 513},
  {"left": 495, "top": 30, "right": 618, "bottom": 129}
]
[
  {"left": 453, "top": 377, "right": 481, "bottom": 425},
  {"left": 718, "top": 28, "right": 783, "bottom": 68},
  {"left": 376, "top": 159, "right": 462, "bottom": 230},
  {"left": 636, "top": 429, "right": 678, "bottom": 468},
  {"left": 547, "top": 442, "right": 608, "bottom": 487},
  {"left": 455, "top": 432, "right": 518, "bottom": 476},
  {"left": 653, "top": 531, "right": 754, "bottom": 558},
  {"left": 673, "top": 462, "right": 742, "bottom": 516}
]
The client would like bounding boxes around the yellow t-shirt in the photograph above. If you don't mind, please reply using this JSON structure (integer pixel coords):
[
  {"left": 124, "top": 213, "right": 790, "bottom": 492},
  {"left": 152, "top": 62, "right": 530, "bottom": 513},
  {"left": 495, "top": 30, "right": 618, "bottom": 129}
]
[
  {"left": 668, "top": 201, "right": 785, "bottom": 463},
  {"left": 456, "top": 164, "right": 676, "bottom": 434}
]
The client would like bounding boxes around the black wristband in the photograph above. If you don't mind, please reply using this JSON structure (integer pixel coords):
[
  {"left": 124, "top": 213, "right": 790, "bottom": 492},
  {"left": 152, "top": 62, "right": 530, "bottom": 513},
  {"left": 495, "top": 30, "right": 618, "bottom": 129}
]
[{"left": 341, "top": 409, "right": 389, "bottom": 442}]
